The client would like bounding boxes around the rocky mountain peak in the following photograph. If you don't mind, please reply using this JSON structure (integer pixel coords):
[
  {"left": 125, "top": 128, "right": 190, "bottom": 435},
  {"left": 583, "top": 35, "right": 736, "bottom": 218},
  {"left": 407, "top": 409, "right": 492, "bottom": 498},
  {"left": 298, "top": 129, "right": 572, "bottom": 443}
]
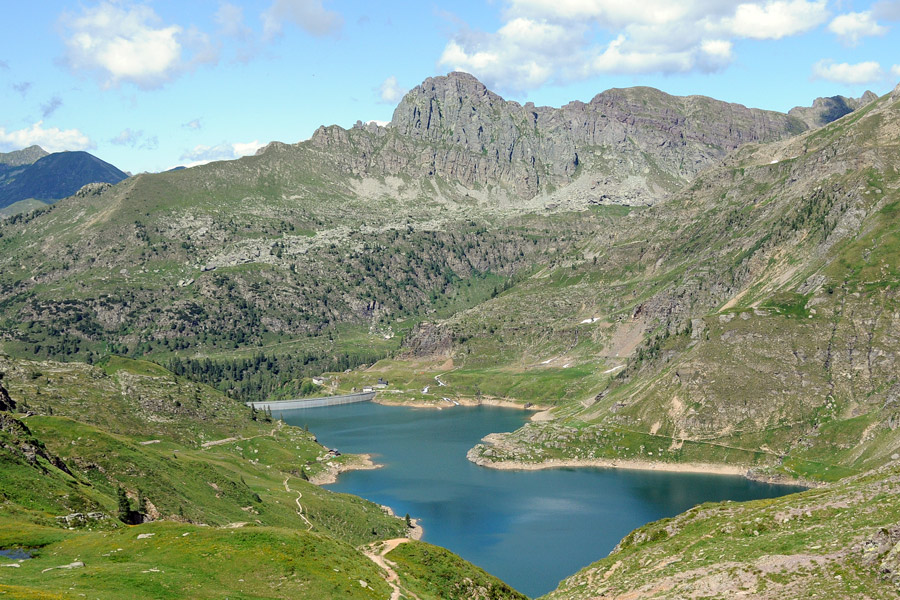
[
  {"left": 311, "top": 72, "right": 810, "bottom": 205},
  {"left": 0, "top": 145, "right": 49, "bottom": 167},
  {"left": 390, "top": 71, "right": 510, "bottom": 140},
  {"left": 788, "top": 91, "right": 878, "bottom": 128}
]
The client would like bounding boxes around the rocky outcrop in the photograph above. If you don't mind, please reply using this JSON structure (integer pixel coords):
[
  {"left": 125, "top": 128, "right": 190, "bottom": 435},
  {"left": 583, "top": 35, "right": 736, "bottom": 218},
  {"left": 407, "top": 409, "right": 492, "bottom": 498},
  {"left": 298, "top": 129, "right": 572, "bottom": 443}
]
[
  {"left": 311, "top": 72, "right": 809, "bottom": 205},
  {"left": 0, "top": 412, "right": 73, "bottom": 475},
  {"left": 401, "top": 322, "right": 453, "bottom": 358},
  {"left": 788, "top": 91, "right": 878, "bottom": 128},
  {"left": 0, "top": 380, "right": 15, "bottom": 412},
  {"left": 74, "top": 182, "right": 113, "bottom": 199}
]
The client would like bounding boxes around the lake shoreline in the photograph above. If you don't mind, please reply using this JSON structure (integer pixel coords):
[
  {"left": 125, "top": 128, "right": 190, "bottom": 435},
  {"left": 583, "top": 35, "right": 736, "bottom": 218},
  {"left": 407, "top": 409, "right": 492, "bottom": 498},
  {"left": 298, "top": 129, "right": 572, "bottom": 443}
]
[
  {"left": 310, "top": 452, "right": 381, "bottom": 485},
  {"left": 374, "top": 394, "right": 551, "bottom": 412},
  {"left": 313, "top": 453, "right": 426, "bottom": 540},
  {"left": 467, "top": 452, "right": 821, "bottom": 488}
]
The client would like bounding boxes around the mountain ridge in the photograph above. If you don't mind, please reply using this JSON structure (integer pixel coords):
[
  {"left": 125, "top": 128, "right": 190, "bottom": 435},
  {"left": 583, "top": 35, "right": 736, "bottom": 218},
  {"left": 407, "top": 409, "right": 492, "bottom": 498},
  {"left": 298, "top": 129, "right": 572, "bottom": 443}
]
[
  {"left": 0, "top": 149, "right": 128, "bottom": 210},
  {"left": 3, "top": 71, "right": 900, "bottom": 600}
]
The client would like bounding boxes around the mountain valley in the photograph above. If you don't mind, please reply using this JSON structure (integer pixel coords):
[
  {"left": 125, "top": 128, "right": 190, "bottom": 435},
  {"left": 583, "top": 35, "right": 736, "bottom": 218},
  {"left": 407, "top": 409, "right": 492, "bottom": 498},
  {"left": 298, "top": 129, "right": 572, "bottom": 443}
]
[{"left": 3, "top": 72, "right": 900, "bottom": 598}]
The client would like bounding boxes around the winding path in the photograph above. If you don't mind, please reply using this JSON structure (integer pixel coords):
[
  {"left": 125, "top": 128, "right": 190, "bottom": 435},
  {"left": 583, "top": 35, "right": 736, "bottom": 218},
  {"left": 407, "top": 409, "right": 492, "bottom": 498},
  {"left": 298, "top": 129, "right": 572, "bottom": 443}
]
[
  {"left": 283, "top": 475, "right": 313, "bottom": 531},
  {"left": 360, "top": 538, "right": 419, "bottom": 600}
]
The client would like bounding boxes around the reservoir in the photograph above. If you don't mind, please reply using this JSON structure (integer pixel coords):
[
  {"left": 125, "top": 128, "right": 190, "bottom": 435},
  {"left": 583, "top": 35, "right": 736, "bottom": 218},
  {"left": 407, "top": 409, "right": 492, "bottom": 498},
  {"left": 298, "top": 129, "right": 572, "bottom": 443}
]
[{"left": 283, "top": 403, "right": 806, "bottom": 598}]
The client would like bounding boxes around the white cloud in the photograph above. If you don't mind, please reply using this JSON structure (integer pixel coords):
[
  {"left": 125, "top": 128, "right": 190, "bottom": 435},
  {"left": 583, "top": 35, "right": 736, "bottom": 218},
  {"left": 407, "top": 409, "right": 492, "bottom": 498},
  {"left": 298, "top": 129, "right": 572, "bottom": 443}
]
[
  {"left": 507, "top": 0, "right": 702, "bottom": 27},
  {"left": 262, "top": 0, "right": 343, "bottom": 39},
  {"left": 892, "top": 64, "right": 900, "bottom": 78},
  {"left": 178, "top": 140, "right": 264, "bottom": 168},
  {"left": 60, "top": 2, "right": 216, "bottom": 89},
  {"left": 0, "top": 121, "right": 92, "bottom": 153},
  {"left": 378, "top": 76, "right": 406, "bottom": 103},
  {"left": 726, "top": 0, "right": 828, "bottom": 39},
  {"left": 439, "top": 0, "right": 831, "bottom": 91},
  {"left": 812, "top": 59, "right": 885, "bottom": 85},
  {"left": 828, "top": 11, "right": 888, "bottom": 46},
  {"left": 182, "top": 118, "right": 202, "bottom": 131}
]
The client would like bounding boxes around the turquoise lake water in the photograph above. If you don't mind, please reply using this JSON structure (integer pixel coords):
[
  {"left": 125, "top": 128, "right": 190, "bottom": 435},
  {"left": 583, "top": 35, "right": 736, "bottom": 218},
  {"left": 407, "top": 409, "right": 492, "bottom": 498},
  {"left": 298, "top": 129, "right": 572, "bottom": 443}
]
[{"left": 283, "top": 403, "right": 806, "bottom": 598}]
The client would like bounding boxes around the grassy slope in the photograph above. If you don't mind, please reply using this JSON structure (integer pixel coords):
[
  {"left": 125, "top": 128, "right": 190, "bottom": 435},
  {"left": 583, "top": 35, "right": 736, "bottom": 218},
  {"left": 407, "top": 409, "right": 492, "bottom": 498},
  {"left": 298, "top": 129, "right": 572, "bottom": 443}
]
[
  {"left": 0, "top": 355, "right": 525, "bottom": 599},
  {"left": 464, "top": 90, "right": 900, "bottom": 483},
  {"left": 545, "top": 463, "right": 900, "bottom": 599}
]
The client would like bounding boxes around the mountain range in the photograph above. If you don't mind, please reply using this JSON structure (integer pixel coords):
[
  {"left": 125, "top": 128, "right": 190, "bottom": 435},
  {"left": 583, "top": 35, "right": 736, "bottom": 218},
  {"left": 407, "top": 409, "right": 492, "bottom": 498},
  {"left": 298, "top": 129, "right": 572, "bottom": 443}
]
[
  {"left": 0, "top": 146, "right": 128, "bottom": 212},
  {"left": 1, "top": 72, "right": 900, "bottom": 598}
]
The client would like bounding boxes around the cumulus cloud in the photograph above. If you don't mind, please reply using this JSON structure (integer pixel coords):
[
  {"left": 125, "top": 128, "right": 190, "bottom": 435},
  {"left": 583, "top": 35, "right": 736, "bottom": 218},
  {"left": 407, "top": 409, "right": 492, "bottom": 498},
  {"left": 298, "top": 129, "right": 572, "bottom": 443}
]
[
  {"left": 812, "top": 59, "right": 885, "bottom": 85},
  {"left": 262, "top": 0, "right": 343, "bottom": 39},
  {"left": 726, "top": 0, "right": 828, "bottom": 39},
  {"left": 439, "top": 0, "right": 830, "bottom": 91},
  {"left": 60, "top": 2, "right": 217, "bottom": 89},
  {"left": 378, "top": 76, "right": 406, "bottom": 103},
  {"left": 178, "top": 140, "right": 264, "bottom": 167},
  {"left": 0, "top": 121, "right": 92, "bottom": 153},
  {"left": 828, "top": 11, "right": 888, "bottom": 46},
  {"left": 41, "top": 96, "right": 63, "bottom": 118}
]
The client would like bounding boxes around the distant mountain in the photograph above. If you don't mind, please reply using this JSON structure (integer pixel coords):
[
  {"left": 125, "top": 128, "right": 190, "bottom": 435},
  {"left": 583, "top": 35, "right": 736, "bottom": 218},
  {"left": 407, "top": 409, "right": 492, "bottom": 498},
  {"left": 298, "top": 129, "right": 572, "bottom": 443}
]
[
  {"left": 0, "top": 145, "right": 49, "bottom": 167},
  {"left": 312, "top": 71, "right": 808, "bottom": 205},
  {"left": 788, "top": 90, "right": 878, "bottom": 128},
  {"left": 0, "top": 150, "right": 128, "bottom": 210}
]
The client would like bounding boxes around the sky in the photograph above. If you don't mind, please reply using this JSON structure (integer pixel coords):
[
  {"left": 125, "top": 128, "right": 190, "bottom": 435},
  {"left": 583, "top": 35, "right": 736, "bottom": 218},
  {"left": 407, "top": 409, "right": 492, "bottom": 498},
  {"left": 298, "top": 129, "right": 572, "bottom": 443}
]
[{"left": 1, "top": 0, "right": 899, "bottom": 174}]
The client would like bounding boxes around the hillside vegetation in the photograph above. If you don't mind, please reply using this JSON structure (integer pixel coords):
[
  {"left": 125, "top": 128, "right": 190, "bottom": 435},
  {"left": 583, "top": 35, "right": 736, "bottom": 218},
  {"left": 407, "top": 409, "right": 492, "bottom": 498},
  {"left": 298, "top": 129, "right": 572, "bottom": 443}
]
[
  {"left": 0, "top": 355, "right": 525, "bottom": 599},
  {"left": 3, "top": 73, "right": 900, "bottom": 598}
]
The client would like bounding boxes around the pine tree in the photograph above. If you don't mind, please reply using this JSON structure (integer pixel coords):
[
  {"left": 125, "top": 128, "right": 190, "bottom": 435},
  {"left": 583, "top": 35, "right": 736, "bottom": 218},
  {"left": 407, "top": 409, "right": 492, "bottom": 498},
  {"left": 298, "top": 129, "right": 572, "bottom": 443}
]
[{"left": 117, "top": 486, "right": 131, "bottom": 523}]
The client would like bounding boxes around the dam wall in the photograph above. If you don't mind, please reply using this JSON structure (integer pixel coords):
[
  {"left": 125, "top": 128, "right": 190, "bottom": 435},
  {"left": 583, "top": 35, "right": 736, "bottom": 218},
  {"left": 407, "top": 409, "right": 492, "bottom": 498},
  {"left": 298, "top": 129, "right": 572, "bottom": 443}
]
[{"left": 247, "top": 391, "right": 375, "bottom": 411}]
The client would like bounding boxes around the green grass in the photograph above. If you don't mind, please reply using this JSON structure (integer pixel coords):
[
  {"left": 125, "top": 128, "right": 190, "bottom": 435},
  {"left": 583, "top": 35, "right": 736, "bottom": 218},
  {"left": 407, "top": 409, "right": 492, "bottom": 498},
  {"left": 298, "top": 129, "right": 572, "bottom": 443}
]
[
  {"left": 544, "top": 463, "right": 900, "bottom": 599},
  {"left": 0, "top": 521, "right": 393, "bottom": 600},
  {"left": 0, "top": 354, "right": 531, "bottom": 599},
  {"left": 388, "top": 541, "right": 528, "bottom": 600}
]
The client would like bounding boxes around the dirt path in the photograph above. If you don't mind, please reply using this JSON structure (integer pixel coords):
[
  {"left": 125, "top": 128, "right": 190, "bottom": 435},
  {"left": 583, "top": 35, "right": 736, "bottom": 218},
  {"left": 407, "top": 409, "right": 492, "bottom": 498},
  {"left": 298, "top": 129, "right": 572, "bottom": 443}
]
[
  {"left": 201, "top": 423, "right": 282, "bottom": 448},
  {"left": 360, "top": 538, "right": 419, "bottom": 600},
  {"left": 283, "top": 475, "right": 313, "bottom": 531}
]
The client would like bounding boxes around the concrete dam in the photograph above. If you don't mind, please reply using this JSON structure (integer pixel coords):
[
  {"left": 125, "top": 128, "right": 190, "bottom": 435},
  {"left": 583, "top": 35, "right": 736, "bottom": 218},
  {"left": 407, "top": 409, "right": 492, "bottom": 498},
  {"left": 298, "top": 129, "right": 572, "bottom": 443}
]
[{"left": 246, "top": 391, "right": 375, "bottom": 412}]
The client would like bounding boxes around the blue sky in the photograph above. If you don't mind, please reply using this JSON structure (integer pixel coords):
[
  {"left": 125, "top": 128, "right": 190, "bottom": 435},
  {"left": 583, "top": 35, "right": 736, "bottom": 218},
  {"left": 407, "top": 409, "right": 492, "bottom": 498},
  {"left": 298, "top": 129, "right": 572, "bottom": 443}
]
[{"left": 2, "top": 0, "right": 899, "bottom": 174}]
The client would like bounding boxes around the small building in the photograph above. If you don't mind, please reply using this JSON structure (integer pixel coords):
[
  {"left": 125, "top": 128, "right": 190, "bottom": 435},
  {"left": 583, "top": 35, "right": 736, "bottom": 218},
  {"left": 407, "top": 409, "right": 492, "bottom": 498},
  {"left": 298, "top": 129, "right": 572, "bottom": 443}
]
[
  {"left": 312, "top": 377, "right": 325, "bottom": 386},
  {"left": 362, "top": 386, "right": 374, "bottom": 393}
]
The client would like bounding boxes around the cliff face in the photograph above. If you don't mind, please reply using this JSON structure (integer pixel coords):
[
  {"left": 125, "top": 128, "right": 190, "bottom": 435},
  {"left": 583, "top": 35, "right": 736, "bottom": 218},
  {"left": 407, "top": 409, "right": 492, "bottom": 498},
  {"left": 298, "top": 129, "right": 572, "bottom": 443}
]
[{"left": 312, "top": 72, "right": 809, "bottom": 205}]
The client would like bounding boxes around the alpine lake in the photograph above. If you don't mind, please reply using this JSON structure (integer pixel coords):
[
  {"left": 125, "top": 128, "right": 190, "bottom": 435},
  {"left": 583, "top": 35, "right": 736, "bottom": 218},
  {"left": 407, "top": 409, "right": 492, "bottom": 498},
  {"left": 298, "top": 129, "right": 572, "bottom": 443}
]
[{"left": 281, "top": 403, "right": 806, "bottom": 598}]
